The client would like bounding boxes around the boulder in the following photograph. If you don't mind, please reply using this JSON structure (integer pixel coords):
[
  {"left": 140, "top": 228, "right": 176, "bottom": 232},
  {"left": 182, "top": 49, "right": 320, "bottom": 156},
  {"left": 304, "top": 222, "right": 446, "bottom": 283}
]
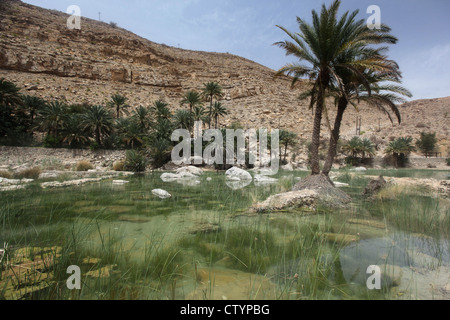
[
  {"left": 176, "top": 166, "right": 203, "bottom": 176},
  {"left": 225, "top": 167, "right": 252, "bottom": 181},
  {"left": 353, "top": 166, "right": 367, "bottom": 172},
  {"left": 281, "top": 163, "right": 294, "bottom": 171},
  {"left": 38, "top": 172, "right": 60, "bottom": 180},
  {"left": 152, "top": 189, "right": 172, "bottom": 199},
  {"left": 363, "top": 175, "right": 387, "bottom": 197},
  {"left": 252, "top": 189, "right": 319, "bottom": 213}
]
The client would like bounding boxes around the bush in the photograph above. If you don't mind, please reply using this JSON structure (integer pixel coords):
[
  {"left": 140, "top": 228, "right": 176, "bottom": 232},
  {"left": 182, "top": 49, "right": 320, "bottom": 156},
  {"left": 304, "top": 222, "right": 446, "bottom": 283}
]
[
  {"left": 14, "top": 167, "right": 42, "bottom": 179},
  {"left": 416, "top": 132, "right": 437, "bottom": 156},
  {"left": 124, "top": 150, "right": 147, "bottom": 172},
  {"left": 446, "top": 158, "right": 450, "bottom": 166},
  {"left": 112, "top": 160, "right": 125, "bottom": 172},
  {"left": 76, "top": 161, "right": 94, "bottom": 172},
  {"left": 0, "top": 170, "right": 13, "bottom": 179},
  {"left": 43, "top": 134, "right": 61, "bottom": 148}
]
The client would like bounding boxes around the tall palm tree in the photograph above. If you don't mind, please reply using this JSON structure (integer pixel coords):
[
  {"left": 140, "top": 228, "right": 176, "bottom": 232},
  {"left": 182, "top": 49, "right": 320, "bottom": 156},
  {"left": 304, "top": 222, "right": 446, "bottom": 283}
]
[
  {"left": 180, "top": 90, "right": 202, "bottom": 131},
  {"left": 321, "top": 70, "right": 411, "bottom": 175},
  {"left": 275, "top": 0, "right": 399, "bottom": 176},
  {"left": 81, "top": 105, "right": 114, "bottom": 145},
  {"left": 210, "top": 102, "right": 228, "bottom": 129},
  {"left": 173, "top": 109, "right": 192, "bottom": 131},
  {"left": 202, "top": 82, "right": 223, "bottom": 128},
  {"left": 108, "top": 94, "right": 130, "bottom": 119},
  {"left": 39, "top": 101, "right": 67, "bottom": 137}
]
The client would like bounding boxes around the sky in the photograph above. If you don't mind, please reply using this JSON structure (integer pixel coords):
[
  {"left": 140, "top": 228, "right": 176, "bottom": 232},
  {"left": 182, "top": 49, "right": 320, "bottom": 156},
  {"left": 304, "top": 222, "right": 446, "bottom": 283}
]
[{"left": 22, "top": 0, "right": 450, "bottom": 100}]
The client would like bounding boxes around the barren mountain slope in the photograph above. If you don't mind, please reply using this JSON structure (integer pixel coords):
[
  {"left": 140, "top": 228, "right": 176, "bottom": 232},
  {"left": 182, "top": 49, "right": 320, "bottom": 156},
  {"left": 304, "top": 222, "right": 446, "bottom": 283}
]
[{"left": 0, "top": 0, "right": 448, "bottom": 152}]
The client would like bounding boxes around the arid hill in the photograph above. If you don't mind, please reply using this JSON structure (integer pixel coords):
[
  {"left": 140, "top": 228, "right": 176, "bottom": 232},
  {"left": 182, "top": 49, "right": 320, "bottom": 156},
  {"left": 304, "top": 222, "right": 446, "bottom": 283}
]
[{"left": 0, "top": 0, "right": 448, "bottom": 153}]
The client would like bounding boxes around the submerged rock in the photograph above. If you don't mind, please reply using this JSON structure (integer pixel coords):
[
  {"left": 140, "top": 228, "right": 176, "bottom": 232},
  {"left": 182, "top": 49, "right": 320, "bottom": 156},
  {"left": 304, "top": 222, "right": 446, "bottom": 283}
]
[
  {"left": 152, "top": 189, "right": 171, "bottom": 199},
  {"left": 253, "top": 174, "right": 278, "bottom": 185},
  {"left": 225, "top": 167, "right": 252, "bottom": 181},
  {"left": 176, "top": 166, "right": 203, "bottom": 176},
  {"left": 363, "top": 175, "right": 387, "bottom": 197},
  {"left": 252, "top": 189, "right": 319, "bottom": 213}
]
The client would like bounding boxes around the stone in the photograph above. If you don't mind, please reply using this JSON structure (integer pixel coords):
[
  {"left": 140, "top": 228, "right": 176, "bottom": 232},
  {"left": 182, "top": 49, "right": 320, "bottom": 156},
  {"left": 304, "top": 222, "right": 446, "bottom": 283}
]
[
  {"left": 38, "top": 172, "right": 60, "bottom": 179},
  {"left": 281, "top": 163, "right": 294, "bottom": 171},
  {"left": 363, "top": 175, "right": 387, "bottom": 196},
  {"left": 252, "top": 189, "right": 319, "bottom": 213},
  {"left": 253, "top": 174, "right": 278, "bottom": 185},
  {"left": 176, "top": 166, "right": 203, "bottom": 176},
  {"left": 112, "top": 180, "right": 129, "bottom": 185},
  {"left": 353, "top": 167, "right": 368, "bottom": 172},
  {"left": 152, "top": 189, "right": 171, "bottom": 199},
  {"left": 225, "top": 167, "right": 252, "bottom": 181}
]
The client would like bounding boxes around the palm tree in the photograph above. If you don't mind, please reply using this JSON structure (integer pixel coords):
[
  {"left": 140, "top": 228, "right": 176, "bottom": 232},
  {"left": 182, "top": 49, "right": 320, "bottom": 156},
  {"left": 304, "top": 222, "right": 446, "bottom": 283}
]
[
  {"left": 108, "top": 94, "right": 130, "bottom": 119},
  {"left": 61, "top": 114, "right": 90, "bottom": 148},
  {"left": 151, "top": 100, "right": 172, "bottom": 121},
  {"left": 132, "top": 105, "right": 151, "bottom": 133},
  {"left": 321, "top": 70, "right": 411, "bottom": 175},
  {"left": 180, "top": 91, "right": 202, "bottom": 131},
  {"left": 121, "top": 121, "right": 144, "bottom": 149},
  {"left": 22, "top": 95, "right": 46, "bottom": 130},
  {"left": 173, "top": 109, "right": 192, "bottom": 131},
  {"left": 39, "top": 101, "right": 67, "bottom": 137},
  {"left": 0, "top": 78, "right": 22, "bottom": 107},
  {"left": 342, "top": 137, "right": 363, "bottom": 159},
  {"left": 202, "top": 82, "right": 223, "bottom": 128},
  {"left": 275, "top": 0, "right": 399, "bottom": 176},
  {"left": 385, "top": 137, "right": 415, "bottom": 167},
  {"left": 81, "top": 105, "right": 114, "bottom": 145},
  {"left": 210, "top": 102, "right": 228, "bottom": 129}
]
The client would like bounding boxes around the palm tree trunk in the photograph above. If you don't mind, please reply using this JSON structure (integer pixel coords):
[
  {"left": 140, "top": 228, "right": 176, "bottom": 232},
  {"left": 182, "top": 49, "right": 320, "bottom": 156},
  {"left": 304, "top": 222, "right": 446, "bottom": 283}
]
[
  {"left": 209, "top": 96, "right": 213, "bottom": 129},
  {"left": 310, "top": 77, "right": 330, "bottom": 175},
  {"left": 322, "top": 97, "right": 347, "bottom": 176}
]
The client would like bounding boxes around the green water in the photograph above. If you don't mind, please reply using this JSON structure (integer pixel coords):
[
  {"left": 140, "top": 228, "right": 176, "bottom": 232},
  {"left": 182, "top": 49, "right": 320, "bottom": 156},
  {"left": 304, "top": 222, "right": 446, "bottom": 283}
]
[{"left": 0, "top": 169, "right": 449, "bottom": 300}]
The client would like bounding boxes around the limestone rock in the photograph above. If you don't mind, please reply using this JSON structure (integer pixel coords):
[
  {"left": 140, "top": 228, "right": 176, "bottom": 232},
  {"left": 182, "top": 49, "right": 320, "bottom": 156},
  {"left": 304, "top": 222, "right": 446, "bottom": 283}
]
[
  {"left": 252, "top": 189, "right": 319, "bottom": 213},
  {"left": 152, "top": 189, "right": 171, "bottom": 199},
  {"left": 225, "top": 167, "right": 252, "bottom": 182}
]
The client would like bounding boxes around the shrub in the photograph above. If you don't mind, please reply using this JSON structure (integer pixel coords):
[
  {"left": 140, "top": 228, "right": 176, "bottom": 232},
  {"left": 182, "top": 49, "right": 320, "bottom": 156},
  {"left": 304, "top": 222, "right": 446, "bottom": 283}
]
[
  {"left": 446, "top": 158, "right": 450, "bottom": 166},
  {"left": 43, "top": 134, "right": 61, "bottom": 148},
  {"left": 124, "top": 150, "right": 147, "bottom": 172},
  {"left": 14, "top": 167, "right": 42, "bottom": 179},
  {"left": 416, "top": 132, "right": 437, "bottom": 156},
  {"left": 112, "top": 160, "right": 125, "bottom": 172},
  {"left": 76, "top": 161, "right": 94, "bottom": 172},
  {"left": 0, "top": 170, "right": 13, "bottom": 179}
]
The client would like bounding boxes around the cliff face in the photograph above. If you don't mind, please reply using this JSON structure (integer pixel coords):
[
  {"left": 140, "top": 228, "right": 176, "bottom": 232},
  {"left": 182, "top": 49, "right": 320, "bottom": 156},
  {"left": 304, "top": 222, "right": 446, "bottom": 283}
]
[{"left": 0, "top": 0, "right": 448, "bottom": 151}]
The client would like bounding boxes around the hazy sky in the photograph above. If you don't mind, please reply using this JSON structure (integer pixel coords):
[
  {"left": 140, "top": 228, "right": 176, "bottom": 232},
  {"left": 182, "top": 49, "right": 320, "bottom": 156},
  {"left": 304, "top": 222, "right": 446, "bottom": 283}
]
[{"left": 22, "top": 0, "right": 450, "bottom": 100}]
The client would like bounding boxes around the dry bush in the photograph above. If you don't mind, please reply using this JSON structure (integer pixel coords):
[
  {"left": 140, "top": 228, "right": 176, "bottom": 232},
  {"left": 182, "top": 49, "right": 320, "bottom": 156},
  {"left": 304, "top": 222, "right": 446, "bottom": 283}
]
[
  {"left": 14, "top": 167, "right": 42, "bottom": 180},
  {"left": 75, "top": 161, "right": 94, "bottom": 172},
  {"left": 0, "top": 170, "right": 13, "bottom": 179},
  {"left": 112, "top": 160, "right": 125, "bottom": 171}
]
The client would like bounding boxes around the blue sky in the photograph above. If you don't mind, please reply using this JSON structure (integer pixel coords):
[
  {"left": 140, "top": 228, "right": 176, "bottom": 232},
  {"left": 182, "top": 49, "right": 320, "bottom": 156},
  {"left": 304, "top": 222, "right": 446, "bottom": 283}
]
[{"left": 22, "top": 0, "right": 450, "bottom": 100}]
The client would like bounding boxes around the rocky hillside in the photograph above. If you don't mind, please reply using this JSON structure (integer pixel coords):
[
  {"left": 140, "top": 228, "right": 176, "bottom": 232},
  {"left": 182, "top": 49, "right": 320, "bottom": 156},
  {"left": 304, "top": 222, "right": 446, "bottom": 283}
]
[{"left": 0, "top": 0, "right": 448, "bottom": 153}]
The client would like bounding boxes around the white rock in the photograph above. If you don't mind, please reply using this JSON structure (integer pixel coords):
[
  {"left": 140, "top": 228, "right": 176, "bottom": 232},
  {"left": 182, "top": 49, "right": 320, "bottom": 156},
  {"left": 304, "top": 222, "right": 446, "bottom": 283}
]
[
  {"left": 334, "top": 181, "right": 349, "bottom": 187},
  {"left": 160, "top": 173, "right": 181, "bottom": 182},
  {"left": 176, "top": 166, "right": 203, "bottom": 176},
  {"left": 152, "top": 189, "right": 172, "bottom": 199},
  {"left": 281, "top": 163, "right": 294, "bottom": 171},
  {"left": 254, "top": 174, "right": 278, "bottom": 185},
  {"left": 353, "top": 167, "right": 367, "bottom": 172},
  {"left": 225, "top": 167, "right": 252, "bottom": 181},
  {"left": 112, "top": 180, "right": 129, "bottom": 185},
  {"left": 206, "top": 177, "right": 212, "bottom": 182},
  {"left": 38, "top": 172, "right": 60, "bottom": 180}
]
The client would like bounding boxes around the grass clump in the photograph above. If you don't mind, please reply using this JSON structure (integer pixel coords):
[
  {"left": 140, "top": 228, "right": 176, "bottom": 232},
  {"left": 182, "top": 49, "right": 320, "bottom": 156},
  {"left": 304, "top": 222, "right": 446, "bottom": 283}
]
[
  {"left": 112, "top": 160, "right": 125, "bottom": 172},
  {"left": 14, "top": 166, "right": 42, "bottom": 179},
  {"left": 124, "top": 150, "right": 147, "bottom": 172},
  {"left": 75, "top": 161, "right": 94, "bottom": 172},
  {"left": 0, "top": 170, "right": 13, "bottom": 179}
]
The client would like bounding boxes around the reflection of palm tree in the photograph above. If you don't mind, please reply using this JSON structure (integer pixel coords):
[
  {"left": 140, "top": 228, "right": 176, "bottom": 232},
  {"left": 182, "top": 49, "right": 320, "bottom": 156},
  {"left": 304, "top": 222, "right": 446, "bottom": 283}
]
[
  {"left": 211, "top": 102, "right": 228, "bottom": 129},
  {"left": 202, "top": 82, "right": 223, "bottom": 128},
  {"left": 81, "top": 105, "right": 114, "bottom": 145},
  {"left": 275, "top": 0, "right": 400, "bottom": 176}
]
